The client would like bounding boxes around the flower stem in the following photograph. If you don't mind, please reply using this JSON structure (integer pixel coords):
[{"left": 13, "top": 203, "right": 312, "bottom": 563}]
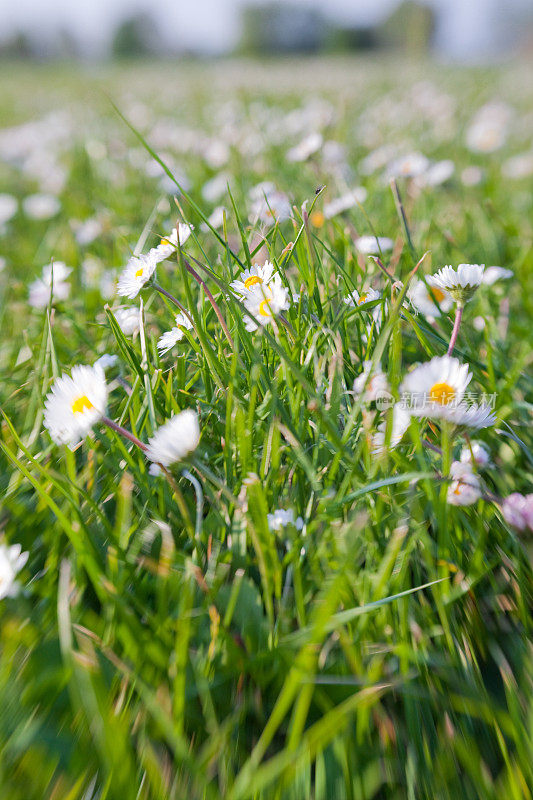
[
  {"left": 101, "top": 415, "right": 147, "bottom": 451},
  {"left": 447, "top": 303, "right": 464, "bottom": 356},
  {"left": 152, "top": 282, "right": 193, "bottom": 324},
  {"left": 182, "top": 258, "right": 235, "bottom": 351}
]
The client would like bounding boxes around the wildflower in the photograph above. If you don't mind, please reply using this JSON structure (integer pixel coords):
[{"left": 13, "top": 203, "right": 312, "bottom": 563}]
[
  {"left": 466, "top": 103, "right": 510, "bottom": 153},
  {"left": 502, "top": 493, "right": 533, "bottom": 532},
  {"left": 372, "top": 404, "right": 411, "bottom": 454},
  {"left": 400, "top": 355, "right": 471, "bottom": 420},
  {"left": 249, "top": 183, "right": 291, "bottom": 225},
  {"left": 113, "top": 306, "right": 140, "bottom": 336},
  {"left": 242, "top": 276, "right": 290, "bottom": 331},
  {"left": 22, "top": 193, "right": 60, "bottom": 220},
  {"left": 44, "top": 364, "right": 108, "bottom": 448},
  {"left": 481, "top": 266, "right": 513, "bottom": 286},
  {"left": 386, "top": 152, "right": 430, "bottom": 180},
  {"left": 445, "top": 402, "right": 496, "bottom": 429},
  {"left": 117, "top": 251, "right": 157, "bottom": 299},
  {"left": 28, "top": 261, "right": 71, "bottom": 308},
  {"left": 343, "top": 287, "right": 381, "bottom": 308},
  {"left": 355, "top": 236, "right": 393, "bottom": 255},
  {"left": 353, "top": 361, "right": 389, "bottom": 404},
  {"left": 416, "top": 159, "right": 455, "bottom": 187},
  {"left": 157, "top": 313, "right": 194, "bottom": 355},
  {"left": 429, "top": 264, "right": 484, "bottom": 305},
  {"left": 94, "top": 354, "right": 118, "bottom": 373},
  {"left": 0, "top": 543, "right": 29, "bottom": 600},
  {"left": 230, "top": 261, "right": 275, "bottom": 297},
  {"left": 409, "top": 279, "right": 453, "bottom": 318},
  {"left": 152, "top": 224, "right": 194, "bottom": 262},
  {"left": 447, "top": 461, "right": 481, "bottom": 506},
  {"left": 0, "top": 193, "right": 17, "bottom": 226},
  {"left": 460, "top": 441, "right": 491, "bottom": 467},
  {"left": 144, "top": 410, "right": 200, "bottom": 467},
  {"left": 323, "top": 188, "right": 367, "bottom": 219},
  {"left": 461, "top": 166, "right": 484, "bottom": 186},
  {"left": 267, "top": 508, "right": 303, "bottom": 531},
  {"left": 286, "top": 132, "right": 323, "bottom": 163}
]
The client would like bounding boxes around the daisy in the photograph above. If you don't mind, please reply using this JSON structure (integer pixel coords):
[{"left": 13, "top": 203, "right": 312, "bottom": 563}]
[
  {"left": 152, "top": 223, "right": 194, "bottom": 262},
  {"left": 113, "top": 306, "right": 140, "bottom": 336},
  {"left": 44, "top": 364, "right": 108, "bottom": 448},
  {"left": 94, "top": 354, "right": 118, "bottom": 373},
  {"left": 355, "top": 236, "right": 394, "bottom": 255},
  {"left": 447, "top": 461, "right": 481, "bottom": 506},
  {"left": 242, "top": 276, "right": 290, "bottom": 331},
  {"left": 446, "top": 402, "right": 496, "bottom": 429},
  {"left": 353, "top": 361, "right": 389, "bottom": 404},
  {"left": 267, "top": 508, "right": 304, "bottom": 532},
  {"left": 28, "top": 261, "right": 72, "bottom": 308},
  {"left": 144, "top": 410, "right": 200, "bottom": 467},
  {"left": 117, "top": 251, "right": 157, "bottom": 299},
  {"left": 429, "top": 264, "right": 485, "bottom": 304},
  {"left": 0, "top": 543, "right": 29, "bottom": 600},
  {"left": 230, "top": 261, "right": 275, "bottom": 297},
  {"left": 249, "top": 185, "right": 292, "bottom": 225},
  {"left": 372, "top": 404, "right": 411, "bottom": 454},
  {"left": 22, "top": 193, "right": 60, "bottom": 220},
  {"left": 481, "top": 266, "right": 513, "bottom": 286},
  {"left": 0, "top": 193, "right": 17, "bottom": 226},
  {"left": 502, "top": 493, "right": 533, "bottom": 532},
  {"left": 157, "top": 312, "right": 194, "bottom": 355},
  {"left": 286, "top": 132, "right": 323, "bottom": 163},
  {"left": 408, "top": 279, "right": 453, "bottom": 318},
  {"left": 386, "top": 152, "right": 430, "bottom": 180},
  {"left": 460, "top": 441, "right": 491, "bottom": 467},
  {"left": 400, "top": 355, "right": 471, "bottom": 420},
  {"left": 343, "top": 287, "right": 381, "bottom": 308},
  {"left": 323, "top": 187, "right": 367, "bottom": 219}
]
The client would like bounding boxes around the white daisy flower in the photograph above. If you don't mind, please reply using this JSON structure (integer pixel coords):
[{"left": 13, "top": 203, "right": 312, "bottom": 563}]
[
  {"left": 0, "top": 543, "right": 29, "bottom": 600},
  {"left": 445, "top": 403, "right": 496, "bottom": 429},
  {"left": 152, "top": 224, "right": 194, "bottom": 262},
  {"left": 460, "top": 441, "right": 491, "bottom": 467},
  {"left": 117, "top": 251, "right": 157, "bottom": 299},
  {"left": 144, "top": 410, "right": 200, "bottom": 467},
  {"left": 230, "top": 261, "right": 275, "bottom": 297},
  {"left": 113, "top": 306, "right": 140, "bottom": 336},
  {"left": 242, "top": 275, "right": 290, "bottom": 331},
  {"left": 355, "top": 236, "right": 394, "bottom": 255},
  {"left": 408, "top": 279, "right": 453, "bottom": 318},
  {"left": 267, "top": 508, "right": 304, "bottom": 531},
  {"left": 353, "top": 361, "right": 389, "bottom": 404},
  {"left": 22, "top": 193, "right": 60, "bottom": 220},
  {"left": 386, "top": 152, "right": 430, "bottom": 180},
  {"left": 0, "top": 193, "right": 17, "bottom": 226},
  {"left": 44, "top": 364, "right": 108, "bottom": 448},
  {"left": 429, "top": 264, "right": 485, "bottom": 304},
  {"left": 249, "top": 187, "right": 292, "bottom": 226},
  {"left": 343, "top": 287, "right": 381, "bottom": 308},
  {"left": 286, "top": 132, "right": 323, "bottom": 163},
  {"left": 93, "top": 353, "right": 118, "bottom": 373},
  {"left": 447, "top": 461, "right": 481, "bottom": 506},
  {"left": 481, "top": 266, "right": 513, "bottom": 286},
  {"left": 502, "top": 493, "right": 533, "bottom": 532},
  {"left": 323, "top": 187, "right": 367, "bottom": 219},
  {"left": 372, "top": 404, "right": 411, "bottom": 454},
  {"left": 461, "top": 166, "right": 484, "bottom": 186},
  {"left": 416, "top": 159, "right": 455, "bottom": 188},
  {"left": 157, "top": 313, "right": 194, "bottom": 355},
  {"left": 400, "top": 355, "right": 471, "bottom": 420},
  {"left": 28, "top": 261, "right": 72, "bottom": 308}
]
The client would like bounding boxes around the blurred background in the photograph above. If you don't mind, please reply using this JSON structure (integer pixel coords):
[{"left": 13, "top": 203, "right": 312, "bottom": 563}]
[{"left": 1, "top": 0, "right": 532, "bottom": 63}]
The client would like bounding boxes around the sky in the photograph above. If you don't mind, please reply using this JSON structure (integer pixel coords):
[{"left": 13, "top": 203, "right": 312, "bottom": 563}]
[{"left": 0, "top": 0, "right": 531, "bottom": 58}]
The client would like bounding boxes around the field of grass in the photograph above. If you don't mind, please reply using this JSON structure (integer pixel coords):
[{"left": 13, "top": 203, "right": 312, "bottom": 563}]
[{"left": 0, "top": 57, "right": 532, "bottom": 799}]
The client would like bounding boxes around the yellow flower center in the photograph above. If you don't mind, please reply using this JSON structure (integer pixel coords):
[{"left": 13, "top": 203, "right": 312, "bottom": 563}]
[
  {"left": 71, "top": 395, "right": 94, "bottom": 415},
  {"left": 160, "top": 238, "right": 170, "bottom": 246},
  {"left": 430, "top": 287, "right": 446, "bottom": 303},
  {"left": 310, "top": 211, "right": 324, "bottom": 228},
  {"left": 244, "top": 275, "right": 263, "bottom": 289},
  {"left": 358, "top": 293, "right": 367, "bottom": 304},
  {"left": 135, "top": 268, "right": 144, "bottom": 278},
  {"left": 429, "top": 381, "right": 456, "bottom": 405},
  {"left": 258, "top": 299, "right": 272, "bottom": 317}
]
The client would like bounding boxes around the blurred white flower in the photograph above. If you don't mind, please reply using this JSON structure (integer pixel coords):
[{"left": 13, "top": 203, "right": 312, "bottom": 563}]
[
  {"left": 386, "top": 152, "right": 430, "bottom": 180},
  {"left": 355, "top": 235, "right": 393, "bottom": 255},
  {"left": 409, "top": 279, "right": 453, "bottom": 318},
  {"left": 460, "top": 441, "right": 491, "bottom": 467},
  {"left": 113, "top": 306, "right": 140, "bottom": 336},
  {"left": 323, "top": 187, "right": 367, "bottom": 219},
  {"left": 0, "top": 543, "right": 29, "bottom": 600},
  {"left": 94, "top": 354, "right": 118, "bottom": 373},
  {"left": 22, "top": 193, "right": 60, "bottom": 220},
  {"left": 461, "top": 166, "right": 484, "bottom": 186},
  {"left": 145, "top": 410, "right": 200, "bottom": 467},
  {"left": 0, "top": 193, "right": 17, "bottom": 226},
  {"left": 353, "top": 361, "right": 389, "bottom": 404},
  {"left": 447, "top": 461, "right": 481, "bottom": 506},
  {"left": 44, "top": 364, "right": 108, "bottom": 448},
  {"left": 267, "top": 508, "right": 303, "bottom": 531},
  {"left": 372, "top": 404, "right": 411, "bottom": 454},
  {"left": 287, "top": 132, "right": 323, "bottom": 163},
  {"left": 481, "top": 266, "right": 513, "bottom": 286},
  {"left": 243, "top": 275, "right": 290, "bottom": 331},
  {"left": 152, "top": 224, "right": 194, "bottom": 262},
  {"left": 29, "top": 261, "right": 71, "bottom": 308}
]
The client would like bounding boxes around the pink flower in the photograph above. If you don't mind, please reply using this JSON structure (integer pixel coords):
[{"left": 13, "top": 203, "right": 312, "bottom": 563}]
[{"left": 502, "top": 493, "right": 533, "bottom": 532}]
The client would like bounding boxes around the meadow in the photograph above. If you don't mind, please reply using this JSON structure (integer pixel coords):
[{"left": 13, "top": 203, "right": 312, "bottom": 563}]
[{"left": 0, "top": 57, "right": 532, "bottom": 799}]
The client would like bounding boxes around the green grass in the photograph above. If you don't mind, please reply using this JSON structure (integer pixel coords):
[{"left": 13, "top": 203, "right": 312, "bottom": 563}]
[{"left": 0, "top": 57, "right": 532, "bottom": 799}]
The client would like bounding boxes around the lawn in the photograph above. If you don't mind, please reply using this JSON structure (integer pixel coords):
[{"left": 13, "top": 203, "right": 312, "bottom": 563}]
[{"left": 0, "top": 57, "right": 532, "bottom": 799}]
